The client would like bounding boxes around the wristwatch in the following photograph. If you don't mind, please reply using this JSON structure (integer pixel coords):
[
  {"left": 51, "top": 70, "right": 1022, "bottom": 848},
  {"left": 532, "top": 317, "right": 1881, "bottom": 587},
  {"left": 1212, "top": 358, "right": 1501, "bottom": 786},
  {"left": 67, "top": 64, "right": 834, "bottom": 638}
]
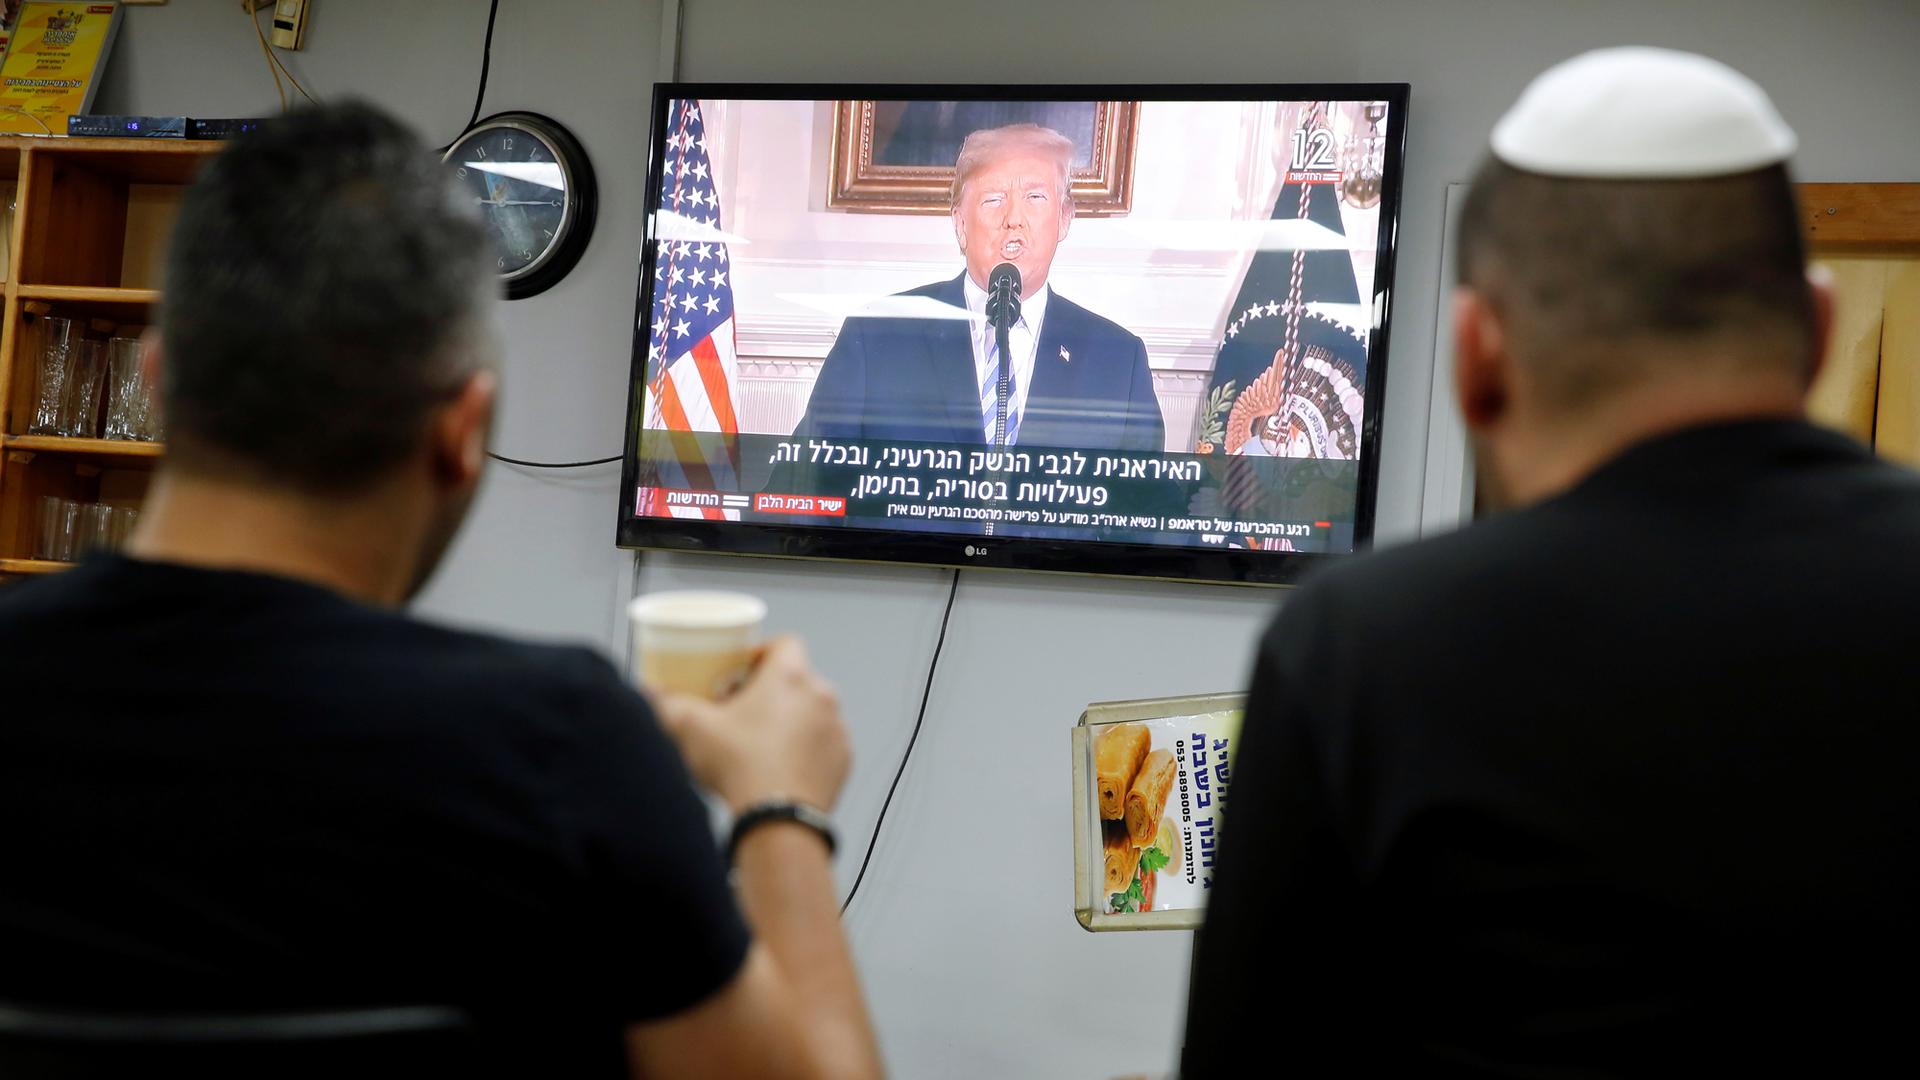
[{"left": 728, "top": 799, "right": 837, "bottom": 864}]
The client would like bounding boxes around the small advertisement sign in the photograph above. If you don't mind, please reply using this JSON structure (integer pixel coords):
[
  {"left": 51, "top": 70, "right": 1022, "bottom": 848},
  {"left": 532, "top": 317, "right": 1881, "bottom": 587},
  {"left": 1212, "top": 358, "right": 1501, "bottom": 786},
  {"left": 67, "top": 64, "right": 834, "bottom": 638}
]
[
  {"left": 1073, "top": 693, "right": 1243, "bottom": 932},
  {"left": 0, "top": 2, "right": 122, "bottom": 136}
]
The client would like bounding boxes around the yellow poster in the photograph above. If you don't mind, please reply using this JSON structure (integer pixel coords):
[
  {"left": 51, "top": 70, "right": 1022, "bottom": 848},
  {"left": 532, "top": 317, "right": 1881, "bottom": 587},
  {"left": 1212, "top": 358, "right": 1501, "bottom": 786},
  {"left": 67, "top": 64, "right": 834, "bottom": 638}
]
[{"left": 0, "top": 2, "right": 123, "bottom": 136}]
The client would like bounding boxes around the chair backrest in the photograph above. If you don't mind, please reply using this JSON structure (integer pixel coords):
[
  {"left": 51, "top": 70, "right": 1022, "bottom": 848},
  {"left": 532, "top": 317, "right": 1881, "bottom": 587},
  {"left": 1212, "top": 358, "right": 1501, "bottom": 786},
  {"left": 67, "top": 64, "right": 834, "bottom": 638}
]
[{"left": 0, "top": 1001, "right": 481, "bottom": 1079}]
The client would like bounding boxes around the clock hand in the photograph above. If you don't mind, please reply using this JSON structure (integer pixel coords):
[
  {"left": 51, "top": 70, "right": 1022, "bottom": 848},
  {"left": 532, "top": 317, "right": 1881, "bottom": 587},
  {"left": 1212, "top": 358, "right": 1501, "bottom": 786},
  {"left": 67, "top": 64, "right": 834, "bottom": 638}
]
[{"left": 475, "top": 198, "right": 564, "bottom": 207}]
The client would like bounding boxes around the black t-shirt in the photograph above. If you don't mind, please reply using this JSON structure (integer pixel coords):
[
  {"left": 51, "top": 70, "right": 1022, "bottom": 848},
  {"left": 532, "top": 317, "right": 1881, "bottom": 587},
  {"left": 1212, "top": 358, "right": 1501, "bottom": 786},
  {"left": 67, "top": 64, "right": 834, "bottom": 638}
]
[
  {"left": 0, "top": 556, "right": 749, "bottom": 1067},
  {"left": 1184, "top": 421, "right": 1920, "bottom": 1076}
]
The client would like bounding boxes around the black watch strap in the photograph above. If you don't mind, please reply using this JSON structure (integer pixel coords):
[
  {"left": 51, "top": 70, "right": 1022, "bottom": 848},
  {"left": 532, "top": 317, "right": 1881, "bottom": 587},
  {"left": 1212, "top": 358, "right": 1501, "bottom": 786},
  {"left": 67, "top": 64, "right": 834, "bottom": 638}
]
[{"left": 728, "top": 800, "right": 836, "bottom": 864}]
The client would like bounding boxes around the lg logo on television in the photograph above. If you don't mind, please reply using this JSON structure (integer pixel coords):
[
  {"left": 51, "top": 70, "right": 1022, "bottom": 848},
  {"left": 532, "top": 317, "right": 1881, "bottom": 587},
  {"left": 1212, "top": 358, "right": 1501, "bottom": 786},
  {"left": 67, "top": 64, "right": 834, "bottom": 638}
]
[{"left": 964, "top": 545, "right": 990, "bottom": 557}]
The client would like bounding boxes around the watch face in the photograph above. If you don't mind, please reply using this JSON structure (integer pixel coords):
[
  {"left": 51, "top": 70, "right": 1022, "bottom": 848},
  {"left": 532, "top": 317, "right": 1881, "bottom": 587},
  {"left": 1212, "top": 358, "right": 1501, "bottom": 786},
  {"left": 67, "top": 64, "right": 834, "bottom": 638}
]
[{"left": 448, "top": 121, "right": 571, "bottom": 280}]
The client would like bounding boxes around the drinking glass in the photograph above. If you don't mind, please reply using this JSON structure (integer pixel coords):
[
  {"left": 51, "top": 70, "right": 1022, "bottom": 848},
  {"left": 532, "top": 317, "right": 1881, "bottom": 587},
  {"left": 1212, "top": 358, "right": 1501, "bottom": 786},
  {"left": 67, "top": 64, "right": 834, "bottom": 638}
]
[
  {"left": 76, "top": 502, "right": 115, "bottom": 555},
  {"left": 102, "top": 337, "right": 150, "bottom": 441},
  {"left": 33, "top": 495, "right": 80, "bottom": 562},
  {"left": 27, "top": 316, "right": 75, "bottom": 436},
  {"left": 108, "top": 506, "right": 140, "bottom": 549},
  {"left": 59, "top": 339, "right": 107, "bottom": 438},
  {"left": 32, "top": 494, "right": 62, "bottom": 559}
]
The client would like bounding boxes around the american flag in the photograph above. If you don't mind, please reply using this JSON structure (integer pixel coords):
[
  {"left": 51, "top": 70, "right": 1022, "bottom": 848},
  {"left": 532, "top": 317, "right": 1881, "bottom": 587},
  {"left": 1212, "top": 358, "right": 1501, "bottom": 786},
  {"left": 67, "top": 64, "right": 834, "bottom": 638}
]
[{"left": 639, "top": 98, "right": 741, "bottom": 520}]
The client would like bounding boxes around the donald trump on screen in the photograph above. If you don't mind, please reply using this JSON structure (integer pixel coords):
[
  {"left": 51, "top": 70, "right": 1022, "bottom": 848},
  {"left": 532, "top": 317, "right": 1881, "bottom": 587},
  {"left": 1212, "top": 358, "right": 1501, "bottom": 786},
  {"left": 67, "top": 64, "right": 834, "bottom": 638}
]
[{"left": 794, "top": 123, "right": 1166, "bottom": 452}]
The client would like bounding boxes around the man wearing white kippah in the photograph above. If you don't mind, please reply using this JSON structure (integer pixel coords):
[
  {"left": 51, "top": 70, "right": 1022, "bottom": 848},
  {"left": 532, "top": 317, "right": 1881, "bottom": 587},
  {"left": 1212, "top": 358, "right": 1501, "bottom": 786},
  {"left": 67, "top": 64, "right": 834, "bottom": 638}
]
[{"left": 1181, "top": 48, "right": 1918, "bottom": 1075}]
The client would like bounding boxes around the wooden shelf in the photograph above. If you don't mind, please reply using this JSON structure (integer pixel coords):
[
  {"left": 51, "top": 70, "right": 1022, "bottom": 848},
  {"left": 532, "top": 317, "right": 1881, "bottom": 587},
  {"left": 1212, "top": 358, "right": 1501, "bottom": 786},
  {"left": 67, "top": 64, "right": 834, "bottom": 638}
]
[
  {"left": 0, "top": 557, "right": 67, "bottom": 575},
  {"left": 4, "top": 435, "right": 164, "bottom": 458},
  {"left": 0, "top": 136, "right": 222, "bottom": 184},
  {"left": 0, "top": 140, "right": 205, "bottom": 576},
  {"left": 15, "top": 285, "right": 160, "bottom": 305},
  {"left": 0, "top": 135, "right": 224, "bottom": 152},
  {"left": 1802, "top": 183, "right": 1920, "bottom": 251},
  {"left": 12, "top": 136, "right": 222, "bottom": 153}
]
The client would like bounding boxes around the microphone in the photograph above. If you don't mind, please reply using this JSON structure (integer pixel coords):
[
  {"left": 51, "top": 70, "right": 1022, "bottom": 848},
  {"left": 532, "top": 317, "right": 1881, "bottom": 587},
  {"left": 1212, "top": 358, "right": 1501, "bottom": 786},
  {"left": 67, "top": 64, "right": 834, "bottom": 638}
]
[
  {"left": 984, "top": 262, "right": 1021, "bottom": 450},
  {"left": 986, "top": 262, "right": 1022, "bottom": 331}
]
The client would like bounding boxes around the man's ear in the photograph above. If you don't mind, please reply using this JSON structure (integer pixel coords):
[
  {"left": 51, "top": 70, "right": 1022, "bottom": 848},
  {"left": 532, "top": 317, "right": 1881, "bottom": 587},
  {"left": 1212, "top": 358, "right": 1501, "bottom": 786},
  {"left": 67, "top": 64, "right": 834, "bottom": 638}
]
[
  {"left": 1453, "top": 287, "right": 1511, "bottom": 432},
  {"left": 1803, "top": 263, "right": 1836, "bottom": 390},
  {"left": 430, "top": 370, "right": 497, "bottom": 489},
  {"left": 1057, "top": 196, "right": 1074, "bottom": 243},
  {"left": 951, "top": 204, "right": 967, "bottom": 252}
]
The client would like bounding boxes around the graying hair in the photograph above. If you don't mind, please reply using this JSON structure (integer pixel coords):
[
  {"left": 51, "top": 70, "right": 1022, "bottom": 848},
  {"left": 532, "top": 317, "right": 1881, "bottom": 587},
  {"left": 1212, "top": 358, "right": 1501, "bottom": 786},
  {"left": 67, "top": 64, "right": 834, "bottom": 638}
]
[
  {"left": 162, "top": 100, "right": 494, "bottom": 492},
  {"left": 1457, "top": 156, "right": 1815, "bottom": 404},
  {"left": 950, "top": 123, "right": 1075, "bottom": 208}
]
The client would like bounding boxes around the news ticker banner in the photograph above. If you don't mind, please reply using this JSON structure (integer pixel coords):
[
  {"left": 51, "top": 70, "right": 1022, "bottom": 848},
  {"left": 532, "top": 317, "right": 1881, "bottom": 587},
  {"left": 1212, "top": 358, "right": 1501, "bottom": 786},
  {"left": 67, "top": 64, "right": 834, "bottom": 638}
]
[
  {"left": 1073, "top": 695, "right": 1243, "bottom": 932},
  {"left": 635, "top": 432, "right": 1363, "bottom": 552}
]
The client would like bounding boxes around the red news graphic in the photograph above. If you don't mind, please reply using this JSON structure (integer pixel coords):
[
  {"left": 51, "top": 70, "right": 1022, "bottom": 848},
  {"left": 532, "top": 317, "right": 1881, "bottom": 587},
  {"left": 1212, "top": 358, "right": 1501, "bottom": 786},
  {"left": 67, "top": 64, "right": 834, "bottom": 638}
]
[
  {"left": 635, "top": 487, "right": 753, "bottom": 515},
  {"left": 754, "top": 493, "right": 847, "bottom": 518},
  {"left": 632, "top": 487, "right": 848, "bottom": 519}
]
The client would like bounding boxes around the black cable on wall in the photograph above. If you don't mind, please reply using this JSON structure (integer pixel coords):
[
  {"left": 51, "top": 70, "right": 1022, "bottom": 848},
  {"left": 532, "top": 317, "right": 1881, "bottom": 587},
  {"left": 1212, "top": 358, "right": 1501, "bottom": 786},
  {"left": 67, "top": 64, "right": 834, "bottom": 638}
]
[{"left": 841, "top": 568, "right": 963, "bottom": 915}]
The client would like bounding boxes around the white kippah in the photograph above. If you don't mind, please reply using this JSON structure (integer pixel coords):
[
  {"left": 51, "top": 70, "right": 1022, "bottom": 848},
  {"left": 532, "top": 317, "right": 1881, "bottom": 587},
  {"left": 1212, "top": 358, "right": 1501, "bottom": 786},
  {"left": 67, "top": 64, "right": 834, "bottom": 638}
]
[{"left": 1490, "top": 46, "right": 1797, "bottom": 178}]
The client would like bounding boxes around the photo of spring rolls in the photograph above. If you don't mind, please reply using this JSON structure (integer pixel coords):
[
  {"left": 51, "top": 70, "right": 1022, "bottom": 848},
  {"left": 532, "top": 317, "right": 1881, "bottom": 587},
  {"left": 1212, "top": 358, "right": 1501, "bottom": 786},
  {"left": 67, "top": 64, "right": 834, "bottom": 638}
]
[
  {"left": 1095, "top": 723, "right": 1151, "bottom": 820},
  {"left": 1102, "top": 821, "right": 1142, "bottom": 894},
  {"left": 1125, "top": 749, "right": 1176, "bottom": 845}
]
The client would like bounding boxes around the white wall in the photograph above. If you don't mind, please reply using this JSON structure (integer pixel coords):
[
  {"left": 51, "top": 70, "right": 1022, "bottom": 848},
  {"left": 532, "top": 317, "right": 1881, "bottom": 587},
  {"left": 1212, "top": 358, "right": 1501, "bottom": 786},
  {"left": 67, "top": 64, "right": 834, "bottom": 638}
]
[{"left": 99, "top": 2, "right": 1920, "bottom": 1079}]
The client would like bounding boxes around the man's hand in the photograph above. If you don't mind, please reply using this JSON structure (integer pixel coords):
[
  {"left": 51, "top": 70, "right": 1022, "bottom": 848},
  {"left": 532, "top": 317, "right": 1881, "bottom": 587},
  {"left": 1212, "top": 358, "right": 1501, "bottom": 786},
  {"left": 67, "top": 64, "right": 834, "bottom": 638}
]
[
  {"left": 654, "top": 636, "right": 850, "bottom": 814},
  {"left": 634, "top": 638, "right": 879, "bottom": 1080}
]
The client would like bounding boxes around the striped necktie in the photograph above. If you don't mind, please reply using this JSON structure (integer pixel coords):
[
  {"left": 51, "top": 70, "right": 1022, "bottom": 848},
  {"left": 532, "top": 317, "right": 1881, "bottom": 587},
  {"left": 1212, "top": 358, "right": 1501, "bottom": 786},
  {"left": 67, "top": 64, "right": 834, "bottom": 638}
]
[{"left": 979, "top": 335, "right": 1021, "bottom": 446}]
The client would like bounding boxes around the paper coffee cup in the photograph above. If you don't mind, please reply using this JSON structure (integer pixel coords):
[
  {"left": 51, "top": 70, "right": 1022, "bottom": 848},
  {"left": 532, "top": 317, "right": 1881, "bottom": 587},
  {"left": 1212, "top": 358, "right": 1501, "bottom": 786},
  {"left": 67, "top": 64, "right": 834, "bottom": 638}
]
[{"left": 628, "top": 590, "right": 767, "bottom": 700}]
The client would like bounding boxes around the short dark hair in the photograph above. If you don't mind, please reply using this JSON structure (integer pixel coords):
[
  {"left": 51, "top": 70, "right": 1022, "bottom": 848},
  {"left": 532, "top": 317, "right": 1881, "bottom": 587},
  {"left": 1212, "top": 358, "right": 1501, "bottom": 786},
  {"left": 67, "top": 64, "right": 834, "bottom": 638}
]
[
  {"left": 1456, "top": 158, "right": 1815, "bottom": 404},
  {"left": 162, "top": 100, "right": 493, "bottom": 491}
]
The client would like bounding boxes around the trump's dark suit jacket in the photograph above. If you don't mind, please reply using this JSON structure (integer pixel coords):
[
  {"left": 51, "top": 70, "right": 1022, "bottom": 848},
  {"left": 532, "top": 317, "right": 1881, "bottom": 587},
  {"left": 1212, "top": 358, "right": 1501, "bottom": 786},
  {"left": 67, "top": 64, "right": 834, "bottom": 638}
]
[
  {"left": 1183, "top": 419, "right": 1920, "bottom": 1076},
  {"left": 793, "top": 273, "right": 1165, "bottom": 451}
]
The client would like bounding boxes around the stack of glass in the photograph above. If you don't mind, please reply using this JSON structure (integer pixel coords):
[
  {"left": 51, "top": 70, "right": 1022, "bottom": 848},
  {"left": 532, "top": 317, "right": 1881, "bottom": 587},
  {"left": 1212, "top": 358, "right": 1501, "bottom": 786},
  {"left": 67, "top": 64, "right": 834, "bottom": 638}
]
[
  {"left": 27, "top": 317, "right": 161, "bottom": 441},
  {"left": 32, "top": 496, "right": 140, "bottom": 563}
]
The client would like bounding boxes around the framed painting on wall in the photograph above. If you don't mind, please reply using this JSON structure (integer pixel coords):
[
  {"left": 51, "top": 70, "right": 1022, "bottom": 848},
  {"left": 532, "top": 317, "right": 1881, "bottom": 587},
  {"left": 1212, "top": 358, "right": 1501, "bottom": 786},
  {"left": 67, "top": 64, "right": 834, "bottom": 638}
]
[{"left": 827, "top": 98, "right": 1140, "bottom": 216}]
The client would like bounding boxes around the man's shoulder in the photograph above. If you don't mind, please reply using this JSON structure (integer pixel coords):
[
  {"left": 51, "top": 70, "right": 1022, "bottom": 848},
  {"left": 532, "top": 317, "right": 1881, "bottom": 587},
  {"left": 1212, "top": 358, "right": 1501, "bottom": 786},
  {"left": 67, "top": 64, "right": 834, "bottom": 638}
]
[
  {"left": 263, "top": 615, "right": 649, "bottom": 780},
  {"left": 1047, "top": 290, "right": 1144, "bottom": 350},
  {"left": 409, "top": 622, "right": 627, "bottom": 699},
  {"left": 0, "top": 554, "right": 140, "bottom": 619},
  {"left": 896, "top": 275, "right": 962, "bottom": 301},
  {"left": 0, "top": 558, "right": 642, "bottom": 732},
  {"left": 1319, "top": 511, "right": 1556, "bottom": 593},
  {"left": 368, "top": 617, "right": 643, "bottom": 735},
  {"left": 1272, "top": 440, "right": 1920, "bottom": 662},
  {"left": 1263, "top": 507, "right": 1585, "bottom": 661},
  {"left": 831, "top": 276, "right": 963, "bottom": 343},
  {"left": 861, "top": 275, "right": 964, "bottom": 310}
]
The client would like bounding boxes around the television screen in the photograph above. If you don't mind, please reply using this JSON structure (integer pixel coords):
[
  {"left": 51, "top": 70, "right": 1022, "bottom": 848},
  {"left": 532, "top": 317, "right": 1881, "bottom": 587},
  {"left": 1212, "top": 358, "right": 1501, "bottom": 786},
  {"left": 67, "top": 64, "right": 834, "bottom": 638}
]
[{"left": 617, "top": 83, "right": 1409, "bottom": 585}]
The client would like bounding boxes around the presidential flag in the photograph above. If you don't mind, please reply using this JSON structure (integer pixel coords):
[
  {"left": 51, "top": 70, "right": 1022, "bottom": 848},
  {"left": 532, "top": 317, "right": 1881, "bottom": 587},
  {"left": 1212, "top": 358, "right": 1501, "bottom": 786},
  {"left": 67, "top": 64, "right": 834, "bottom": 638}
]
[
  {"left": 1197, "top": 104, "right": 1372, "bottom": 548},
  {"left": 639, "top": 98, "right": 741, "bottom": 520}
]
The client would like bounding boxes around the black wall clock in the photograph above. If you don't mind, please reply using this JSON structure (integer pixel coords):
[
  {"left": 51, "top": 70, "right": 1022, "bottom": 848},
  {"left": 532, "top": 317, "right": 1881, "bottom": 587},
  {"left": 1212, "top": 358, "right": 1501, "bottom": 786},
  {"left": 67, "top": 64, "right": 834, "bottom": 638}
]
[{"left": 442, "top": 111, "right": 597, "bottom": 300}]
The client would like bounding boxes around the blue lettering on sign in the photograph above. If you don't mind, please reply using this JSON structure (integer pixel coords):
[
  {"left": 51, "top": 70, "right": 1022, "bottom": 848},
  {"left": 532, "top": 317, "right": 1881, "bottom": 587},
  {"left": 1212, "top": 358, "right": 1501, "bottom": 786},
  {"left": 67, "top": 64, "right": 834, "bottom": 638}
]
[
  {"left": 1196, "top": 815, "right": 1218, "bottom": 887},
  {"left": 1212, "top": 737, "right": 1232, "bottom": 806},
  {"left": 1192, "top": 733, "right": 1211, "bottom": 808}
]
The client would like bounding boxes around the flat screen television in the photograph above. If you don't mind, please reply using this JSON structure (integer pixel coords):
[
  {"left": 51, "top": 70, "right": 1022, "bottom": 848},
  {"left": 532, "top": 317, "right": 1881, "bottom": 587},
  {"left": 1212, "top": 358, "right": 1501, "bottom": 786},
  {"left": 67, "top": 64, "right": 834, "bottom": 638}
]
[{"left": 617, "top": 83, "right": 1409, "bottom": 585}]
